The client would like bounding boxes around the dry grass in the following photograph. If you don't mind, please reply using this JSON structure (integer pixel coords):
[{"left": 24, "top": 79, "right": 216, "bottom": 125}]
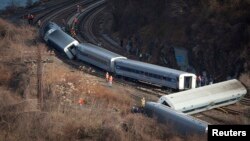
[{"left": 0, "top": 18, "right": 205, "bottom": 141}]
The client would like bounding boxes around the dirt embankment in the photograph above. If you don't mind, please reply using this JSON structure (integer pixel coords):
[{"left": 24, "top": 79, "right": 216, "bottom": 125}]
[
  {"left": 0, "top": 19, "right": 204, "bottom": 140},
  {"left": 107, "top": 0, "right": 250, "bottom": 83}
]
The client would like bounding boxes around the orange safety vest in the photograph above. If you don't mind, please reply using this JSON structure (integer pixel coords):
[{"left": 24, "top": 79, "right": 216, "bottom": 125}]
[
  {"left": 109, "top": 76, "right": 113, "bottom": 82},
  {"left": 78, "top": 98, "right": 84, "bottom": 105}
]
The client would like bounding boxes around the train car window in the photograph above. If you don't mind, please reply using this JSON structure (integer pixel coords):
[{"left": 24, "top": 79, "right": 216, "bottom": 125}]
[
  {"left": 128, "top": 68, "right": 132, "bottom": 72},
  {"left": 149, "top": 73, "right": 153, "bottom": 77},
  {"left": 145, "top": 72, "right": 149, "bottom": 76},
  {"left": 152, "top": 74, "right": 156, "bottom": 78},
  {"left": 118, "top": 66, "right": 124, "bottom": 70},
  {"left": 79, "top": 51, "right": 89, "bottom": 57},
  {"left": 171, "top": 78, "right": 176, "bottom": 82},
  {"left": 79, "top": 52, "right": 108, "bottom": 65},
  {"left": 119, "top": 66, "right": 140, "bottom": 74},
  {"left": 166, "top": 77, "right": 172, "bottom": 81},
  {"left": 157, "top": 75, "right": 162, "bottom": 79},
  {"left": 123, "top": 67, "right": 127, "bottom": 71}
]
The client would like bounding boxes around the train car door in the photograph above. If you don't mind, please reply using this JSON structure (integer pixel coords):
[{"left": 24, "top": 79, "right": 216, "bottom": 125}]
[{"left": 184, "top": 76, "right": 192, "bottom": 89}]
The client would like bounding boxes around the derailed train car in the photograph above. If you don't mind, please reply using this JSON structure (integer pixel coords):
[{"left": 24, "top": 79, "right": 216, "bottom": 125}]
[
  {"left": 76, "top": 43, "right": 127, "bottom": 72},
  {"left": 114, "top": 59, "right": 196, "bottom": 90},
  {"left": 145, "top": 102, "right": 208, "bottom": 135},
  {"left": 43, "top": 22, "right": 79, "bottom": 59},
  {"left": 43, "top": 22, "right": 61, "bottom": 41},
  {"left": 158, "top": 79, "right": 247, "bottom": 114}
]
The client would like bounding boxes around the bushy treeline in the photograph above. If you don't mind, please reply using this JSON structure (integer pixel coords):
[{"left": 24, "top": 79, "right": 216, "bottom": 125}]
[{"left": 108, "top": 0, "right": 250, "bottom": 80}]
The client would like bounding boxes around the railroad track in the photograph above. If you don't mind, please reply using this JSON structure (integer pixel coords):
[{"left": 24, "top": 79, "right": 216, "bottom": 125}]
[
  {"left": 28, "top": 0, "right": 100, "bottom": 108},
  {"left": 77, "top": 1, "right": 126, "bottom": 54},
  {"left": 220, "top": 107, "right": 243, "bottom": 115},
  {"left": 32, "top": 0, "right": 79, "bottom": 23},
  {"left": 75, "top": 0, "right": 106, "bottom": 42},
  {"left": 36, "top": 0, "right": 97, "bottom": 35},
  {"left": 240, "top": 98, "right": 250, "bottom": 106}
]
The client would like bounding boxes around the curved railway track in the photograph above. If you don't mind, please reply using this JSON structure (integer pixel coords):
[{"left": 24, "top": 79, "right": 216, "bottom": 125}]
[
  {"left": 77, "top": 2, "right": 126, "bottom": 55},
  {"left": 37, "top": 0, "right": 97, "bottom": 34}
]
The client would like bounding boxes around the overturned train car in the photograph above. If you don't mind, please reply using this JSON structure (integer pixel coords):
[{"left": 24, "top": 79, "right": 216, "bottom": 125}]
[
  {"left": 145, "top": 102, "right": 208, "bottom": 135},
  {"left": 158, "top": 79, "right": 247, "bottom": 114},
  {"left": 43, "top": 22, "right": 79, "bottom": 59}
]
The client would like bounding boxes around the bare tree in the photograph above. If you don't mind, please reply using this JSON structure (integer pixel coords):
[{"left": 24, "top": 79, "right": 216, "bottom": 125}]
[
  {"left": 26, "top": 0, "right": 33, "bottom": 8},
  {"left": 8, "top": 0, "right": 20, "bottom": 9}
]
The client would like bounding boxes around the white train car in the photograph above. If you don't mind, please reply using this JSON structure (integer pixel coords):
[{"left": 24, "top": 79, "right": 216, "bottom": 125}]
[
  {"left": 75, "top": 43, "right": 127, "bottom": 72},
  {"left": 114, "top": 59, "right": 196, "bottom": 90},
  {"left": 145, "top": 102, "right": 208, "bottom": 135},
  {"left": 158, "top": 79, "right": 247, "bottom": 114}
]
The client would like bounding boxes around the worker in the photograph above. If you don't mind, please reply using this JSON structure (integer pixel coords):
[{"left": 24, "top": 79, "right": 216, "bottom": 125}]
[
  {"left": 28, "top": 13, "right": 34, "bottom": 25},
  {"left": 209, "top": 75, "right": 213, "bottom": 85},
  {"left": 78, "top": 98, "right": 85, "bottom": 106},
  {"left": 37, "top": 19, "right": 41, "bottom": 27},
  {"left": 108, "top": 75, "right": 113, "bottom": 87},
  {"left": 77, "top": 4, "right": 80, "bottom": 13},
  {"left": 70, "top": 28, "right": 76, "bottom": 37},
  {"left": 141, "top": 97, "right": 145, "bottom": 108},
  {"left": 73, "top": 17, "right": 78, "bottom": 26},
  {"left": 197, "top": 75, "right": 201, "bottom": 87},
  {"left": 27, "top": 13, "right": 31, "bottom": 24},
  {"left": 120, "top": 39, "right": 123, "bottom": 47},
  {"left": 105, "top": 72, "right": 109, "bottom": 82}
]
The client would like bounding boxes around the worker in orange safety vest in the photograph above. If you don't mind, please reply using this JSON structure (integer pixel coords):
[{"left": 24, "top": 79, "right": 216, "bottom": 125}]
[
  {"left": 108, "top": 75, "right": 113, "bottom": 87},
  {"left": 78, "top": 98, "right": 85, "bottom": 106}
]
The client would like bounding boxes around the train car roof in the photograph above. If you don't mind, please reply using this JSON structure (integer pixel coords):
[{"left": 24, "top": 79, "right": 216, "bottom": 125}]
[
  {"left": 115, "top": 59, "right": 193, "bottom": 76},
  {"left": 43, "top": 22, "right": 61, "bottom": 35},
  {"left": 48, "top": 29, "right": 78, "bottom": 50},
  {"left": 158, "top": 79, "right": 247, "bottom": 114},
  {"left": 77, "top": 43, "right": 126, "bottom": 59}
]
